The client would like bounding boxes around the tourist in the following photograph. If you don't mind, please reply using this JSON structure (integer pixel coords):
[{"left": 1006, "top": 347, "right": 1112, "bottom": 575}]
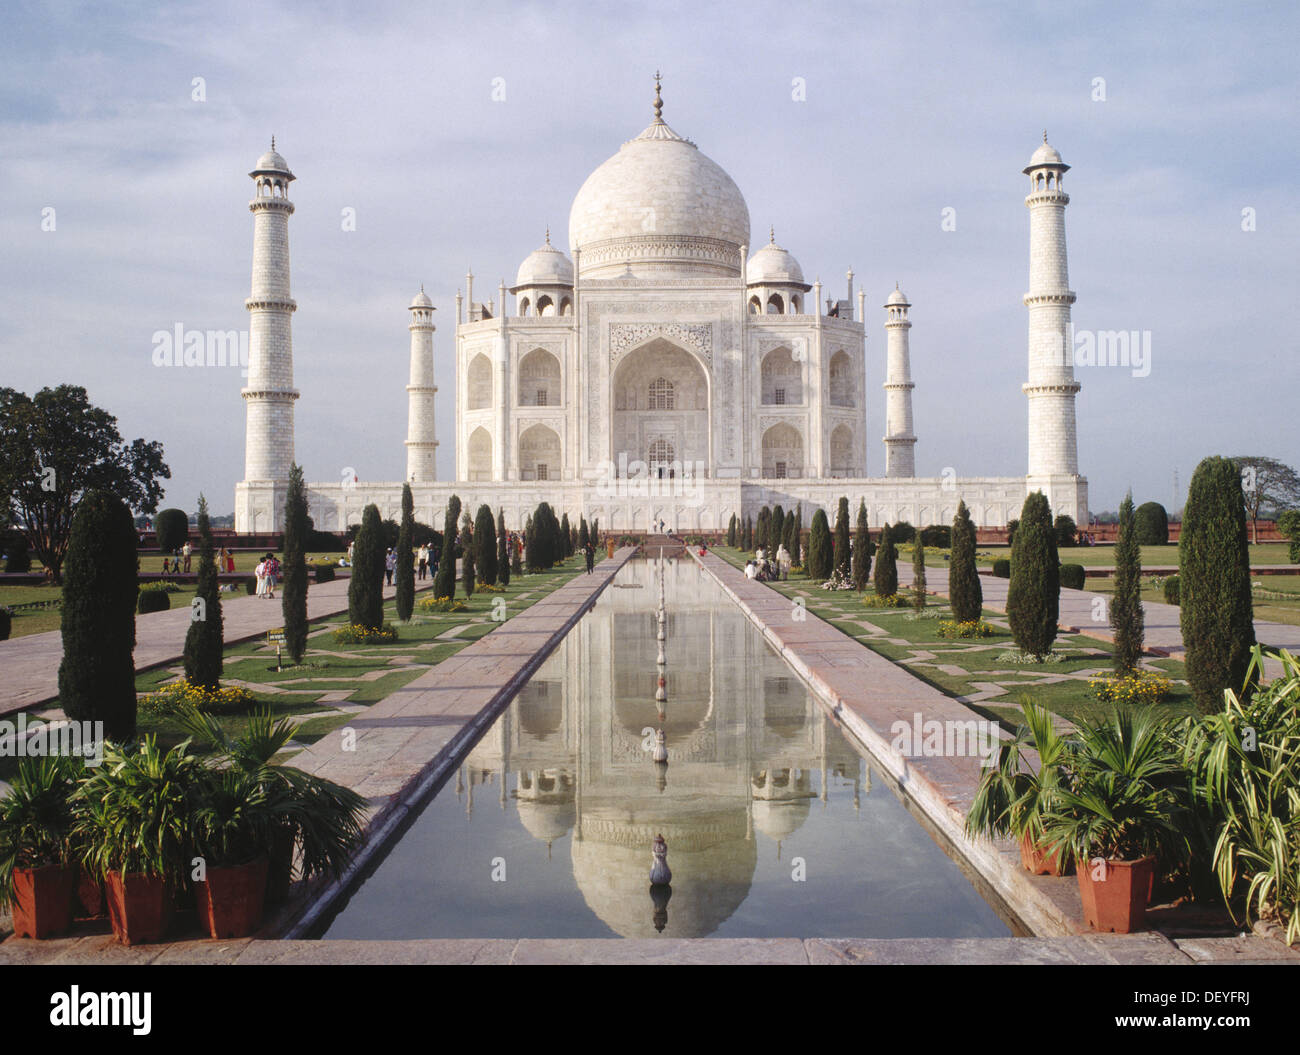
[
  {"left": 584, "top": 543, "right": 594, "bottom": 574},
  {"left": 266, "top": 554, "right": 279, "bottom": 598},
  {"left": 181, "top": 540, "right": 192, "bottom": 573},
  {"left": 227, "top": 549, "right": 236, "bottom": 573},
  {"left": 346, "top": 539, "right": 355, "bottom": 566},
  {"left": 744, "top": 560, "right": 756, "bottom": 580},
  {"left": 776, "top": 543, "right": 790, "bottom": 580},
  {"left": 417, "top": 543, "right": 429, "bottom": 580},
  {"left": 385, "top": 548, "right": 396, "bottom": 586},
  {"left": 254, "top": 556, "right": 267, "bottom": 597},
  {"left": 217, "top": 546, "right": 227, "bottom": 574},
  {"left": 161, "top": 556, "right": 170, "bottom": 575}
]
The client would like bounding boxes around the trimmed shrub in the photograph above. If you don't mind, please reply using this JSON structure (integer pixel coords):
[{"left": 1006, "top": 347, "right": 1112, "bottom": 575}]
[
  {"left": 1278, "top": 509, "right": 1300, "bottom": 564},
  {"left": 3, "top": 533, "right": 31, "bottom": 573},
  {"left": 282, "top": 464, "right": 310, "bottom": 661},
  {"left": 727, "top": 514, "right": 737, "bottom": 548},
  {"left": 461, "top": 513, "right": 475, "bottom": 597},
  {"left": 137, "top": 589, "right": 171, "bottom": 614},
  {"left": 58, "top": 489, "right": 138, "bottom": 740},
  {"left": 992, "top": 558, "right": 1010, "bottom": 578},
  {"left": 312, "top": 562, "right": 336, "bottom": 584},
  {"left": 1162, "top": 574, "right": 1180, "bottom": 606},
  {"left": 833, "top": 497, "right": 851, "bottom": 577},
  {"left": 852, "top": 499, "right": 871, "bottom": 591},
  {"left": 155, "top": 507, "right": 188, "bottom": 552},
  {"left": 348, "top": 504, "right": 386, "bottom": 630},
  {"left": 244, "top": 575, "right": 257, "bottom": 595},
  {"left": 1054, "top": 514, "right": 1078, "bottom": 548},
  {"left": 912, "top": 537, "right": 927, "bottom": 612},
  {"left": 0, "top": 608, "right": 10, "bottom": 640},
  {"left": 772, "top": 505, "right": 785, "bottom": 557},
  {"left": 920, "top": 524, "right": 951, "bottom": 549},
  {"left": 807, "top": 509, "right": 833, "bottom": 580},
  {"left": 1135, "top": 501, "right": 1170, "bottom": 546},
  {"left": 1006, "top": 518, "right": 1019, "bottom": 547},
  {"left": 949, "top": 501, "right": 983, "bottom": 623},
  {"left": 1110, "top": 493, "right": 1145, "bottom": 674},
  {"left": 1059, "top": 564, "right": 1086, "bottom": 591},
  {"left": 1180, "top": 455, "right": 1256, "bottom": 713},
  {"left": 873, "top": 523, "right": 899, "bottom": 597},
  {"left": 183, "top": 495, "right": 225, "bottom": 690},
  {"left": 434, "top": 496, "right": 461, "bottom": 601},
  {"left": 395, "top": 484, "right": 416, "bottom": 622},
  {"left": 475, "top": 504, "right": 498, "bottom": 586},
  {"left": 498, "top": 509, "right": 510, "bottom": 588},
  {"left": 886, "top": 521, "right": 915, "bottom": 545},
  {"left": 1007, "top": 491, "right": 1059, "bottom": 659}
]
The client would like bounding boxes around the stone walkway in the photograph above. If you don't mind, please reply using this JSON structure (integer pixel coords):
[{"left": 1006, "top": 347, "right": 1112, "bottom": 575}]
[
  {"left": 0, "top": 575, "right": 436, "bottom": 716},
  {"left": 4, "top": 931, "right": 1296, "bottom": 965}
]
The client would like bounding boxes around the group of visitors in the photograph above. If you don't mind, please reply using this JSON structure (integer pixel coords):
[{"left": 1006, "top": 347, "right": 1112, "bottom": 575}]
[
  {"left": 159, "top": 540, "right": 194, "bottom": 576},
  {"left": 254, "top": 553, "right": 281, "bottom": 598},
  {"left": 744, "top": 543, "right": 791, "bottom": 582},
  {"left": 417, "top": 543, "right": 436, "bottom": 580}
]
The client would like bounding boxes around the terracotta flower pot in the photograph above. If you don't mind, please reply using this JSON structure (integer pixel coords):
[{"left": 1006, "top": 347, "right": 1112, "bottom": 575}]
[
  {"left": 9, "top": 863, "right": 77, "bottom": 939},
  {"left": 76, "top": 867, "right": 106, "bottom": 918},
  {"left": 1076, "top": 855, "right": 1156, "bottom": 933},
  {"left": 105, "top": 871, "right": 173, "bottom": 945},
  {"left": 264, "top": 827, "right": 295, "bottom": 906},
  {"left": 195, "top": 856, "right": 269, "bottom": 939},
  {"left": 1019, "top": 833, "right": 1069, "bottom": 876}
]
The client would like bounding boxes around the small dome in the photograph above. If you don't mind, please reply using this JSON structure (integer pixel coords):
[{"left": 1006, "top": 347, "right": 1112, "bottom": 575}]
[
  {"left": 752, "top": 798, "right": 811, "bottom": 841},
  {"left": 747, "top": 235, "right": 805, "bottom": 286},
  {"left": 514, "top": 238, "right": 574, "bottom": 289},
  {"left": 409, "top": 288, "right": 433, "bottom": 309},
  {"left": 252, "top": 141, "right": 293, "bottom": 176},
  {"left": 1024, "top": 134, "right": 1068, "bottom": 173},
  {"left": 885, "top": 284, "right": 909, "bottom": 306}
]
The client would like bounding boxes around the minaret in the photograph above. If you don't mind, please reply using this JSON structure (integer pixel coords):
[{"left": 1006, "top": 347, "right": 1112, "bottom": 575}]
[
  {"left": 405, "top": 287, "right": 438, "bottom": 483},
  {"left": 882, "top": 284, "right": 916, "bottom": 477},
  {"left": 1023, "top": 133, "right": 1080, "bottom": 484},
  {"left": 241, "top": 139, "right": 299, "bottom": 488}
]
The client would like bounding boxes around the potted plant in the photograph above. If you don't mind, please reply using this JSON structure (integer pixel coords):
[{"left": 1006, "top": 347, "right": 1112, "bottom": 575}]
[
  {"left": 965, "top": 699, "right": 1073, "bottom": 875},
  {"left": 0, "top": 756, "right": 84, "bottom": 939},
  {"left": 1039, "top": 706, "right": 1190, "bottom": 933},
  {"left": 188, "top": 767, "right": 281, "bottom": 938},
  {"left": 76, "top": 737, "right": 200, "bottom": 945},
  {"left": 177, "top": 708, "right": 367, "bottom": 906}
]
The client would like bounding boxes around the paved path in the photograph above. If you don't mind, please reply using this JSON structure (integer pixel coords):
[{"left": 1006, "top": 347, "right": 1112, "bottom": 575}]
[
  {"left": 5, "top": 931, "right": 1295, "bottom": 965},
  {"left": 276, "top": 550, "right": 635, "bottom": 937},
  {"left": 897, "top": 565, "right": 1300, "bottom": 675},
  {"left": 0, "top": 576, "right": 436, "bottom": 716}
]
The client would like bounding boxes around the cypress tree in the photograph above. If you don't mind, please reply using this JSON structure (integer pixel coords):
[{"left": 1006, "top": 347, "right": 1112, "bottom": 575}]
[
  {"left": 808, "top": 508, "right": 833, "bottom": 580},
  {"left": 727, "top": 513, "right": 737, "bottom": 548},
  {"left": 1007, "top": 491, "right": 1059, "bottom": 659},
  {"left": 282, "top": 465, "right": 310, "bottom": 658},
  {"left": 349, "top": 504, "right": 386, "bottom": 629},
  {"left": 183, "top": 494, "right": 225, "bottom": 690},
  {"left": 833, "top": 496, "right": 851, "bottom": 577},
  {"left": 498, "top": 508, "right": 510, "bottom": 587},
  {"left": 432, "top": 495, "right": 460, "bottom": 600},
  {"left": 771, "top": 505, "right": 785, "bottom": 556},
  {"left": 475, "top": 503, "right": 497, "bottom": 586},
  {"left": 874, "top": 523, "right": 899, "bottom": 597},
  {"left": 948, "top": 500, "right": 982, "bottom": 623},
  {"left": 756, "top": 506, "right": 771, "bottom": 552},
  {"left": 787, "top": 505, "right": 800, "bottom": 564},
  {"left": 579, "top": 516, "right": 590, "bottom": 553},
  {"left": 58, "top": 488, "right": 138, "bottom": 740},
  {"left": 1180, "top": 455, "right": 1256, "bottom": 713},
  {"left": 395, "top": 483, "right": 415, "bottom": 622},
  {"left": 852, "top": 499, "right": 871, "bottom": 591},
  {"left": 742, "top": 515, "right": 752, "bottom": 551},
  {"left": 912, "top": 536, "right": 927, "bottom": 612},
  {"left": 590, "top": 518, "right": 599, "bottom": 547},
  {"left": 511, "top": 519, "right": 523, "bottom": 577},
  {"left": 524, "top": 513, "right": 536, "bottom": 571},
  {"left": 1111, "top": 492, "right": 1145, "bottom": 675},
  {"left": 461, "top": 512, "right": 476, "bottom": 597},
  {"left": 560, "top": 513, "right": 572, "bottom": 559}
]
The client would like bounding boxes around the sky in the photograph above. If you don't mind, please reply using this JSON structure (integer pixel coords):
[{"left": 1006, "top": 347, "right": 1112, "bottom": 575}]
[{"left": 2, "top": 0, "right": 1297, "bottom": 518}]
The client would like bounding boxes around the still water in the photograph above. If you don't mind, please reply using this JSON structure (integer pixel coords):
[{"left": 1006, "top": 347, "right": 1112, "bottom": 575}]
[{"left": 319, "top": 558, "right": 1013, "bottom": 939}]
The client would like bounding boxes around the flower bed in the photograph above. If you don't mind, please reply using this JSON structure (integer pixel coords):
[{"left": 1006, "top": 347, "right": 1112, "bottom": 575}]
[
  {"left": 1089, "top": 670, "right": 1172, "bottom": 705},
  {"left": 139, "top": 681, "right": 257, "bottom": 716},
  {"left": 863, "top": 592, "right": 907, "bottom": 608},
  {"left": 936, "top": 619, "right": 997, "bottom": 639},
  {"left": 419, "top": 596, "right": 468, "bottom": 614},
  {"left": 332, "top": 623, "right": 399, "bottom": 644}
]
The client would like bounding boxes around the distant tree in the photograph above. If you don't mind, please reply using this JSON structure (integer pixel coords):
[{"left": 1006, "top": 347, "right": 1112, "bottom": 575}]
[
  {"left": 58, "top": 488, "right": 137, "bottom": 740},
  {"left": 155, "top": 508, "right": 188, "bottom": 552},
  {"left": 432, "top": 495, "right": 461, "bottom": 600},
  {"left": 579, "top": 517, "right": 590, "bottom": 553},
  {"left": 1181, "top": 456, "right": 1257, "bottom": 713},
  {"left": 0, "top": 385, "right": 169, "bottom": 581},
  {"left": 786, "top": 505, "right": 800, "bottom": 563},
  {"left": 912, "top": 536, "right": 927, "bottom": 613},
  {"left": 1007, "top": 492, "right": 1059, "bottom": 659},
  {"left": 1134, "top": 501, "right": 1169, "bottom": 546},
  {"left": 590, "top": 518, "right": 599, "bottom": 547},
  {"left": 833, "top": 497, "right": 851, "bottom": 577},
  {"left": 282, "top": 465, "right": 310, "bottom": 657},
  {"left": 475, "top": 504, "right": 497, "bottom": 586},
  {"left": 498, "top": 509, "right": 511, "bottom": 587},
  {"left": 1278, "top": 509, "right": 1300, "bottom": 564},
  {"left": 460, "top": 512, "right": 476, "bottom": 597},
  {"left": 560, "top": 513, "right": 572, "bottom": 560},
  {"left": 1230, "top": 456, "right": 1300, "bottom": 543},
  {"left": 807, "top": 508, "right": 833, "bottom": 580},
  {"left": 948, "top": 500, "right": 982, "bottom": 623},
  {"left": 742, "top": 515, "right": 753, "bottom": 551},
  {"left": 886, "top": 521, "right": 916, "bottom": 545},
  {"left": 184, "top": 494, "right": 226, "bottom": 687},
  {"left": 1006, "top": 518, "right": 1020, "bottom": 547},
  {"left": 852, "top": 500, "right": 871, "bottom": 591},
  {"left": 726, "top": 513, "right": 737, "bottom": 548},
  {"left": 394, "top": 484, "right": 415, "bottom": 622},
  {"left": 756, "top": 506, "right": 771, "bottom": 552},
  {"left": 873, "top": 523, "right": 898, "bottom": 597},
  {"left": 528, "top": 503, "right": 561, "bottom": 570},
  {"left": 771, "top": 505, "right": 785, "bottom": 556},
  {"left": 348, "top": 504, "right": 386, "bottom": 629},
  {"left": 1111, "top": 493, "right": 1144, "bottom": 675},
  {"left": 1053, "top": 513, "right": 1078, "bottom": 549}
]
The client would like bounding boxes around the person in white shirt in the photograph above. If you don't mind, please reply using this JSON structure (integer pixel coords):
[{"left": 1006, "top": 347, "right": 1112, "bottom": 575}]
[
  {"left": 255, "top": 559, "right": 267, "bottom": 597},
  {"left": 776, "top": 544, "right": 791, "bottom": 581},
  {"left": 744, "top": 560, "right": 757, "bottom": 580}
]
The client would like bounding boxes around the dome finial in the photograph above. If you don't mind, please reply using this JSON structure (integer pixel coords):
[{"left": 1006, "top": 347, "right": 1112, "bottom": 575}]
[
  {"left": 545, "top": 225, "right": 551, "bottom": 246},
  {"left": 1043, "top": 129, "right": 1048, "bottom": 143},
  {"left": 769, "top": 224, "right": 775, "bottom": 245},
  {"left": 653, "top": 70, "right": 663, "bottom": 121},
  {"left": 271, "top": 135, "right": 276, "bottom": 151}
]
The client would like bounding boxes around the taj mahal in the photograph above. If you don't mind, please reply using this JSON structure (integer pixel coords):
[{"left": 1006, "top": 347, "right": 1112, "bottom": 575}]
[{"left": 234, "top": 77, "right": 1087, "bottom": 535}]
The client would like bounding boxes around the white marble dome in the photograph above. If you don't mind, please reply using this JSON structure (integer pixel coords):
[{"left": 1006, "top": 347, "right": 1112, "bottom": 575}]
[
  {"left": 886, "top": 285, "right": 909, "bottom": 306},
  {"left": 252, "top": 144, "right": 292, "bottom": 175},
  {"left": 747, "top": 237, "right": 805, "bottom": 285},
  {"left": 515, "top": 238, "right": 574, "bottom": 288},
  {"left": 1026, "top": 137, "right": 1066, "bottom": 170},
  {"left": 409, "top": 287, "right": 433, "bottom": 309},
  {"left": 568, "top": 114, "right": 750, "bottom": 278}
]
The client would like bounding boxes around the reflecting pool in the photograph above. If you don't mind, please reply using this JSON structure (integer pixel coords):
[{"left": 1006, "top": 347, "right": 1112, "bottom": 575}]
[{"left": 318, "top": 558, "right": 1014, "bottom": 939}]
